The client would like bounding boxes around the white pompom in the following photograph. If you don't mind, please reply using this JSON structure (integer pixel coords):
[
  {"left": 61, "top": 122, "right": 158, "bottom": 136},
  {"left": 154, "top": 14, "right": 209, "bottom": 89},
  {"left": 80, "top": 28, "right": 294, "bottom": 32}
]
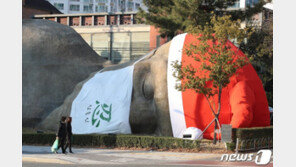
[{"left": 182, "top": 127, "right": 203, "bottom": 140}]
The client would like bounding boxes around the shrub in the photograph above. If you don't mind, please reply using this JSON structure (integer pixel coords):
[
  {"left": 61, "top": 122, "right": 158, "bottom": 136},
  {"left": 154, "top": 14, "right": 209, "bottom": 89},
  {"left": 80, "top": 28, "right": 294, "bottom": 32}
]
[{"left": 22, "top": 126, "right": 272, "bottom": 151}]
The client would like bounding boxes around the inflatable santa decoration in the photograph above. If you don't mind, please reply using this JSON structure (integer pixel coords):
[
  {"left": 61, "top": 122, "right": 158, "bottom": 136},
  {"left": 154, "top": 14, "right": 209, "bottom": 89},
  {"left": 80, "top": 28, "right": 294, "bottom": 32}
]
[{"left": 167, "top": 33, "right": 270, "bottom": 140}]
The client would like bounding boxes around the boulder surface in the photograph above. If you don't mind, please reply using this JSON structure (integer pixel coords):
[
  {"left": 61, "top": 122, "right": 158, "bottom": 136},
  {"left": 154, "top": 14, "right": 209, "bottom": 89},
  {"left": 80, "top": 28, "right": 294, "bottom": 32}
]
[{"left": 23, "top": 19, "right": 107, "bottom": 127}]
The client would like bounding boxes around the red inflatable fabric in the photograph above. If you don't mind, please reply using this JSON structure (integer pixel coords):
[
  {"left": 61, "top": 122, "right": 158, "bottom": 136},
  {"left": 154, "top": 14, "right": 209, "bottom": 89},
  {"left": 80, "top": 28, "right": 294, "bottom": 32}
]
[{"left": 181, "top": 34, "right": 270, "bottom": 140}]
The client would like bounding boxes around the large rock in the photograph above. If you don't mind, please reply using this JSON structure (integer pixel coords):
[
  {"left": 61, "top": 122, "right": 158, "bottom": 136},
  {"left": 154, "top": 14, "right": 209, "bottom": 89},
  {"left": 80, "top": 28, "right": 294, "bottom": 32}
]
[
  {"left": 23, "top": 19, "right": 107, "bottom": 127},
  {"left": 38, "top": 42, "right": 173, "bottom": 136}
]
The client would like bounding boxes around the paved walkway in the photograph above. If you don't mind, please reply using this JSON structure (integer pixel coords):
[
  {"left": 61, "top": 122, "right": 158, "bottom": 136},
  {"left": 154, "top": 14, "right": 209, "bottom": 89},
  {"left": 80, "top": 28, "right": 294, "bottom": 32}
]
[{"left": 22, "top": 145, "right": 272, "bottom": 167}]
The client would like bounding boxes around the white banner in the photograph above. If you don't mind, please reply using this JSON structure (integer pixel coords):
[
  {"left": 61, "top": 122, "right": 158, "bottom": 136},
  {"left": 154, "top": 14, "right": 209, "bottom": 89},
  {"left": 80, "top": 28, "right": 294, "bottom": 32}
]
[
  {"left": 70, "top": 50, "right": 155, "bottom": 134},
  {"left": 70, "top": 66, "right": 134, "bottom": 134}
]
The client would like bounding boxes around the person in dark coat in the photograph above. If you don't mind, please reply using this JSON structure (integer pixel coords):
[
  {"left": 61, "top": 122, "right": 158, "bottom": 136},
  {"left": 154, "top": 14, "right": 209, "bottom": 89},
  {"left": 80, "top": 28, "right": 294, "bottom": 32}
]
[
  {"left": 65, "top": 116, "right": 73, "bottom": 153},
  {"left": 56, "top": 116, "right": 67, "bottom": 154}
]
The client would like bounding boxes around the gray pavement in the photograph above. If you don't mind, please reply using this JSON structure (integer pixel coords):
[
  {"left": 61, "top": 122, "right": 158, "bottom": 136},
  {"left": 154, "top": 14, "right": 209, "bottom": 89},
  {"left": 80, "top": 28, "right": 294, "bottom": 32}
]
[{"left": 22, "top": 145, "right": 272, "bottom": 167}]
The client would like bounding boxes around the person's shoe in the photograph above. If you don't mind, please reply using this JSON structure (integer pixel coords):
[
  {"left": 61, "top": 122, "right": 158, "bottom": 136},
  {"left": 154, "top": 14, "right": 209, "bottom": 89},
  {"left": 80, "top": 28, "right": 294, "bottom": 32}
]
[
  {"left": 54, "top": 151, "right": 58, "bottom": 154},
  {"left": 69, "top": 150, "right": 73, "bottom": 154}
]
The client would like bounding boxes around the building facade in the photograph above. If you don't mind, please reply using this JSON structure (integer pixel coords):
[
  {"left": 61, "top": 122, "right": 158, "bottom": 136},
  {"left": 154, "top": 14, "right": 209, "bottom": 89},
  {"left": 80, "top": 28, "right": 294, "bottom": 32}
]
[
  {"left": 23, "top": 0, "right": 62, "bottom": 19},
  {"left": 227, "top": 0, "right": 260, "bottom": 9},
  {"left": 34, "top": 12, "right": 167, "bottom": 64},
  {"left": 46, "top": 0, "right": 145, "bottom": 14},
  {"left": 227, "top": 0, "right": 267, "bottom": 28}
]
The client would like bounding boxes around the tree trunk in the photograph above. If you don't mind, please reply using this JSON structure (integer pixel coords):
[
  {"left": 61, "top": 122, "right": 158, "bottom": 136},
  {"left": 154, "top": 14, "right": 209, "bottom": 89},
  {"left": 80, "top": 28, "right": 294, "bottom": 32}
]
[
  {"left": 213, "top": 86, "right": 222, "bottom": 144},
  {"left": 213, "top": 117, "right": 218, "bottom": 144}
]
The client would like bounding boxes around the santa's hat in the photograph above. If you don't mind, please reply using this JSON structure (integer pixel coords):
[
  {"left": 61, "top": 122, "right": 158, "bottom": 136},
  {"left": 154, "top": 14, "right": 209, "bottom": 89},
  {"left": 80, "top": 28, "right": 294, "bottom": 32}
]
[{"left": 167, "top": 33, "right": 270, "bottom": 140}]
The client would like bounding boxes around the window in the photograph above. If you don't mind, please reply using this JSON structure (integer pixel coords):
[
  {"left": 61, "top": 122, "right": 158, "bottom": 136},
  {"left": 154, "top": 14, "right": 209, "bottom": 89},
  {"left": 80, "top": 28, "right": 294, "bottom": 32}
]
[
  {"left": 265, "top": 11, "right": 270, "bottom": 20},
  {"left": 110, "top": 0, "right": 117, "bottom": 12},
  {"left": 119, "top": 0, "right": 126, "bottom": 12},
  {"left": 70, "top": 0, "right": 80, "bottom": 2},
  {"left": 127, "top": 2, "right": 134, "bottom": 11},
  {"left": 96, "top": 0, "right": 107, "bottom": 3},
  {"left": 156, "top": 35, "right": 160, "bottom": 48},
  {"left": 246, "top": 0, "right": 259, "bottom": 7},
  {"left": 98, "top": 5, "right": 108, "bottom": 12},
  {"left": 83, "top": 0, "right": 93, "bottom": 3},
  {"left": 110, "top": 5, "right": 117, "bottom": 12},
  {"left": 229, "top": 0, "right": 240, "bottom": 8},
  {"left": 70, "top": 5, "right": 80, "bottom": 11},
  {"left": 84, "top": 5, "right": 93, "bottom": 12},
  {"left": 135, "top": 3, "right": 140, "bottom": 10},
  {"left": 54, "top": 3, "right": 64, "bottom": 10}
]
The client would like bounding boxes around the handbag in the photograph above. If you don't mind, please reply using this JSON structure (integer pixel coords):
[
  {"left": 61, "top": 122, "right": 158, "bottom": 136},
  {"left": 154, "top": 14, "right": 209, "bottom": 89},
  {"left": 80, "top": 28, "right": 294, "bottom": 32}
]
[{"left": 51, "top": 139, "right": 59, "bottom": 153}]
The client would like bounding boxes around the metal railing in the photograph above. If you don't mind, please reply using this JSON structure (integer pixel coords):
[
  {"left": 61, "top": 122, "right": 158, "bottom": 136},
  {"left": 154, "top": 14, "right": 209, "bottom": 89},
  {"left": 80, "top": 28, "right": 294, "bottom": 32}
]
[{"left": 92, "top": 42, "right": 153, "bottom": 63}]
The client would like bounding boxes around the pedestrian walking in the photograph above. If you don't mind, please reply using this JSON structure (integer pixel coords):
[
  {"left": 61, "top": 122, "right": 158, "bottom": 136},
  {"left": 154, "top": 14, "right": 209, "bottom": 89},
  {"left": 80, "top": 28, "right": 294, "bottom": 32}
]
[
  {"left": 65, "top": 116, "right": 73, "bottom": 153},
  {"left": 56, "top": 116, "right": 67, "bottom": 154}
]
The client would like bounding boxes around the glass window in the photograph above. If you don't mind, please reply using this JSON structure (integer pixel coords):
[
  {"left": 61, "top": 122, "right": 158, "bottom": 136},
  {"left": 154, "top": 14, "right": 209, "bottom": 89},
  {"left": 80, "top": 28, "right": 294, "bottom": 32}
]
[
  {"left": 110, "top": 0, "right": 117, "bottom": 12},
  {"left": 84, "top": 5, "right": 88, "bottom": 12},
  {"left": 246, "top": 0, "right": 259, "bottom": 7},
  {"left": 128, "top": 2, "right": 134, "bottom": 11},
  {"left": 229, "top": 0, "right": 240, "bottom": 8},
  {"left": 110, "top": 6, "right": 116, "bottom": 12},
  {"left": 70, "top": 0, "right": 80, "bottom": 2},
  {"left": 84, "top": 0, "right": 93, "bottom": 3},
  {"left": 54, "top": 3, "right": 64, "bottom": 10},
  {"left": 70, "top": 5, "right": 80, "bottom": 11},
  {"left": 84, "top": 5, "right": 93, "bottom": 12},
  {"left": 156, "top": 35, "right": 160, "bottom": 48},
  {"left": 96, "top": 0, "right": 107, "bottom": 3},
  {"left": 98, "top": 5, "right": 108, "bottom": 12},
  {"left": 135, "top": 3, "right": 140, "bottom": 10},
  {"left": 119, "top": 0, "right": 126, "bottom": 12}
]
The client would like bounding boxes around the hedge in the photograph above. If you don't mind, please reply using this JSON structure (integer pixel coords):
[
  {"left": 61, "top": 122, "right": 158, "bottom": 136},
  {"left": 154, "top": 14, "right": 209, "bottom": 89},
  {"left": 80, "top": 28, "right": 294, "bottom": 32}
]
[
  {"left": 22, "top": 133, "right": 202, "bottom": 150},
  {"left": 22, "top": 126, "right": 272, "bottom": 151},
  {"left": 226, "top": 126, "right": 273, "bottom": 151},
  {"left": 232, "top": 126, "right": 273, "bottom": 140}
]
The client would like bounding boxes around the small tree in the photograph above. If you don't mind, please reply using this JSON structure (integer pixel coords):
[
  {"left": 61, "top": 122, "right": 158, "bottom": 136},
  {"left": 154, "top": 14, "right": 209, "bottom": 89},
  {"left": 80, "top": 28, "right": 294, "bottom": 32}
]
[{"left": 172, "top": 15, "right": 251, "bottom": 144}]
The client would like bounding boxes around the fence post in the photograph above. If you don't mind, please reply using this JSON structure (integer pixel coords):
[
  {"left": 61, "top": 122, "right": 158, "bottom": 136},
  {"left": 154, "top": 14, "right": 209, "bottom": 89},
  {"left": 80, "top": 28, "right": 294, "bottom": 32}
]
[
  {"left": 104, "top": 15, "right": 107, "bottom": 25},
  {"left": 129, "top": 31, "right": 132, "bottom": 60},
  {"left": 109, "top": 31, "right": 113, "bottom": 62},
  {"left": 235, "top": 138, "right": 239, "bottom": 154},
  {"left": 67, "top": 16, "right": 70, "bottom": 26},
  {"left": 79, "top": 16, "right": 82, "bottom": 26},
  {"left": 92, "top": 15, "right": 95, "bottom": 26}
]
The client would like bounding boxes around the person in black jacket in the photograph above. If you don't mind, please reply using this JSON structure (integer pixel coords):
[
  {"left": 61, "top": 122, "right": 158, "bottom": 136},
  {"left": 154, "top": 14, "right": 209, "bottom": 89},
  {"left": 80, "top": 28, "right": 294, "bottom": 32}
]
[
  {"left": 65, "top": 116, "right": 73, "bottom": 153},
  {"left": 56, "top": 116, "right": 67, "bottom": 154}
]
